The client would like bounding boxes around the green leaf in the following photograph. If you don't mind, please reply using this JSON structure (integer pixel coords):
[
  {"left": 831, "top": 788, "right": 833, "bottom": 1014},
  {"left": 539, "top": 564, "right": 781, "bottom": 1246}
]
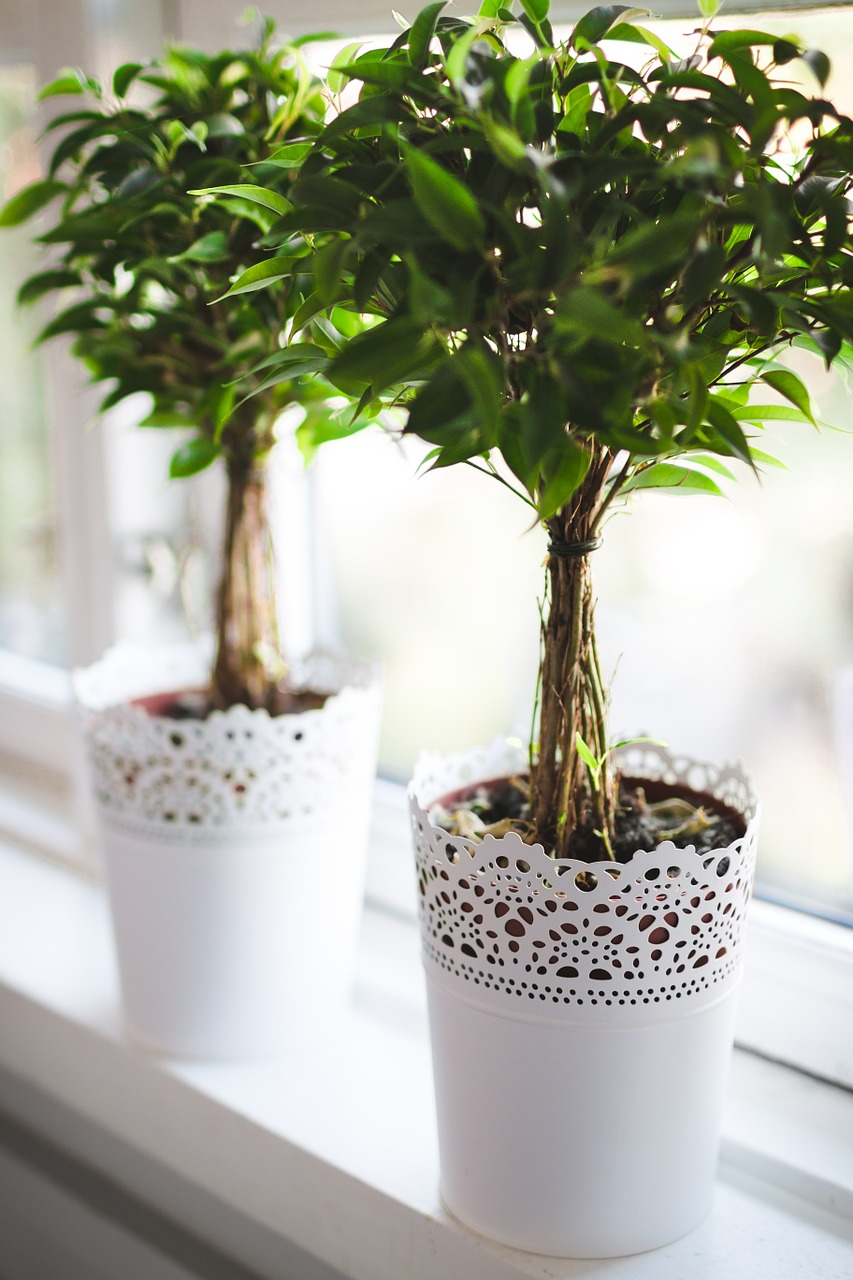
[
  {"left": 296, "top": 406, "right": 370, "bottom": 465},
  {"left": 750, "top": 448, "right": 788, "bottom": 471},
  {"left": 313, "top": 238, "right": 350, "bottom": 306},
  {"left": 214, "top": 255, "right": 294, "bottom": 300},
  {"left": 708, "top": 30, "right": 779, "bottom": 58},
  {"left": 609, "top": 23, "right": 672, "bottom": 63},
  {"left": 206, "top": 112, "right": 245, "bottom": 139},
  {"left": 16, "top": 269, "right": 79, "bottom": 306},
  {"left": 760, "top": 369, "right": 816, "bottom": 424},
  {"left": 189, "top": 184, "right": 291, "bottom": 218},
  {"left": 521, "top": 0, "right": 550, "bottom": 24},
  {"left": 446, "top": 25, "right": 487, "bottom": 89},
  {"left": 170, "top": 231, "right": 230, "bottom": 264},
  {"left": 481, "top": 116, "right": 528, "bottom": 168},
  {"left": 456, "top": 343, "right": 504, "bottom": 434},
  {"left": 681, "top": 244, "right": 726, "bottom": 311},
  {"left": 732, "top": 404, "right": 812, "bottom": 424},
  {"left": 327, "top": 42, "right": 364, "bottom": 95},
  {"left": 553, "top": 287, "right": 650, "bottom": 349},
  {"left": 621, "top": 463, "right": 724, "bottom": 497},
  {"left": 801, "top": 48, "right": 831, "bottom": 88},
  {"left": 401, "top": 143, "right": 486, "bottom": 252},
  {"left": 575, "top": 732, "right": 602, "bottom": 780},
  {"left": 0, "top": 179, "right": 65, "bottom": 227},
  {"left": 169, "top": 437, "right": 219, "bottom": 478},
  {"left": 706, "top": 397, "right": 755, "bottom": 467},
  {"left": 139, "top": 409, "right": 199, "bottom": 429},
  {"left": 572, "top": 6, "right": 649, "bottom": 49},
  {"left": 113, "top": 62, "right": 142, "bottom": 97},
  {"left": 36, "top": 300, "right": 107, "bottom": 343},
  {"left": 537, "top": 437, "right": 591, "bottom": 519},
  {"left": 320, "top": 95, "right": 404, "bottom": 141},
  {"left": 326, "top": 315, "right": 433, "bottom": 393},
  {"left": 409, "top": 2, "right": 448, "bottom": 69},
  {"left": 339, "top": 55, "right": 415, "bottom": 90},
  {"left": 38, "top": 69, "right": 90, "bottom": 100},
  {"left": 602, "top": 212, "right": 698, "bottom": 281},
  {"left": 266, "top": 141, "right": 314, "bottom": 166}
]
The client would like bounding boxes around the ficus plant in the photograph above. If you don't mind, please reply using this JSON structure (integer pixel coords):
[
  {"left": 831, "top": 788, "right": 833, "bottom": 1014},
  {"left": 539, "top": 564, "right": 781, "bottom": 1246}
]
[
  {"left": 1, "top": 23, "right": 349, "bottom": 713},
  {"left": 227, "top": 0, "right": 853, "bottom": 857}
]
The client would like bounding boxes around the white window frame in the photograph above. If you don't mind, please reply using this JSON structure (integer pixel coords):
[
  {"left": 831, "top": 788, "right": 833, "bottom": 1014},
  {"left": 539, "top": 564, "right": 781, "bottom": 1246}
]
[{"left": 0, "top": 0, "right": 850, "bottom": 1095}]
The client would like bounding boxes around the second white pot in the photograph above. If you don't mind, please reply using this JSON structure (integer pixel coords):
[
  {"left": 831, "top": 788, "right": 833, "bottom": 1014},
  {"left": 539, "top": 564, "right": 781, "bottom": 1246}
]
[
  {"left": 410, "top": 738, "right": 760, "bottom": 1258},
  {"left": 76, "top": 643, "right": 381, "bottom": 1058}
]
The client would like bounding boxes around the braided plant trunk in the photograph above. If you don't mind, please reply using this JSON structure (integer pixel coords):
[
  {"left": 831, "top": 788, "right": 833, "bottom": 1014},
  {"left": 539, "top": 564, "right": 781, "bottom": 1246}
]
[
  {"left": 532, "top": 447, "right": 617, "bottom": 860},
  {"left": 211, "top": 455, "right": 283, "bottom": 713}
]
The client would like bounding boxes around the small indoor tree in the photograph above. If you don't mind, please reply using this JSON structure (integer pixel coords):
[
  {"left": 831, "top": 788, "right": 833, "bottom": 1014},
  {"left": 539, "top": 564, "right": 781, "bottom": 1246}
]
[
  {"left": 2, "top": 23, "right": 338, "bottom": 712},
  {"left": 230, "top": 0, "right": 853, "bottom": 855}
]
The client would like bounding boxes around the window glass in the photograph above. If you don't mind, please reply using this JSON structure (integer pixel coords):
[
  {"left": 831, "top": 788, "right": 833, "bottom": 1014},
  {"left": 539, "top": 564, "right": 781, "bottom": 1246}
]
[{"left": 0, "top": 64, "right": 65, "bottom": 664}]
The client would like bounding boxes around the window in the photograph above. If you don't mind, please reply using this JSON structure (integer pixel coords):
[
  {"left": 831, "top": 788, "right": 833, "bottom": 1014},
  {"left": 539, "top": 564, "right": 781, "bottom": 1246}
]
[
  {"left": 0, "top": 0, "right": 851, "bottom": 1090},
  {"left": 0, "top": 64, "right": 64, "bottom": 664}
]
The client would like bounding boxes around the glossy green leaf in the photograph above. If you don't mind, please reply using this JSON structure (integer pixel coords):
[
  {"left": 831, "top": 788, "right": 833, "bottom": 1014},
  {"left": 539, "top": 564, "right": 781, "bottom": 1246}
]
[
  {"left": 801, "top": 48, "right": 831, "bottom": 88},
  {"left": 170, "top": 231, "right": 230, "bottom": 264},
  {"left": 265, "top": 141, "right": 314, "bottom": 166},
  {"left": 401, "top": 143, "right": 486, "bottom": 252},
  {"left": 575, "top": 732, "right": 601, "bottom": 778},
  {"left": 708, "top": 30, "right": 779, "bottom": 58},
  {"left": 113, "top": 62, "right": 143, "bottom": 97},
  {"left": 214, "top": 255, "right": 294, "bottom": 300},
  {"left": 706, "top": 398, "right": 755, "bottom": 467},
  {"left": 189, "top": 184, "right": 291, "bottom": 217},
  {"left": 409, "top": 2, "right": 448, "bottom": 68},
  {"left": 621, "top": 463, "right": 724, "bottom": 497},
  {"left": 17, "top": 269, "right": 79, "bottom": 306},
  {"left": 760, "top": 368, "right": 816, "bottom": 423},
  {"left": 732, "top": 404, "right": 812, "bottom": 423},
  {"left": 296, "top": 406, "right": 370, "bottom": 465},
  {"left": 326, "top": 315, "right": 432, "bottom": 392},
  {"left": 572, "top": 6, "right": 649, "bottom": 49},
  {"left": 36, "top": 300, "right": 107, "bottom": 343},
  {"left": 0, "top": 179, "right": 66, "bottom": 227},
  {"left": 38, "top": 69, "right": 90, "bottom": 100},
  {"left": 139, "top": 408, "right": 199, "bottom": 429},
  {"left": 169, "top": 437, "right": 219, "bottom": 478},
  {"left": 537, "top": 437, "right": 591, "bottom": 519},
  {"left": 521, "top": 0, "right": 550, "bottom": 25},
  {"left": 327, "top": 42, "right": 364, "bottom": 95}
]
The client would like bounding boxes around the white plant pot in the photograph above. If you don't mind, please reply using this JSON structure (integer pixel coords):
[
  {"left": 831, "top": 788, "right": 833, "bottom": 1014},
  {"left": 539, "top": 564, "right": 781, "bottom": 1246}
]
[
  {"left": 75, "top": 642, "right": 381, "bottom": 1059},
  {"left": 409, "top": 739, "right": 760, "bottom": 1258}
]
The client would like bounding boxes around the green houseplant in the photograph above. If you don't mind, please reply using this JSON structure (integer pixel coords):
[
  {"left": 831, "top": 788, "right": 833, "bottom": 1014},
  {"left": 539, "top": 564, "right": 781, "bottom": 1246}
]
[
  {"left": 3, "top": 22, "right": 334, "bottom": 711},
  {"left": 1, "top": 27, "right": 381, "bottom": 1058},
  {"left": 223, "top": 0, "right": 853, "bottom": 1253}
]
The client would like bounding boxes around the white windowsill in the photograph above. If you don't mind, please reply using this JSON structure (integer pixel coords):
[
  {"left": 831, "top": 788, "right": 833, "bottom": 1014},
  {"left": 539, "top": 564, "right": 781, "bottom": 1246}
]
[{"left": 0, "top": 831, "right": 852, "bottom": 1279}]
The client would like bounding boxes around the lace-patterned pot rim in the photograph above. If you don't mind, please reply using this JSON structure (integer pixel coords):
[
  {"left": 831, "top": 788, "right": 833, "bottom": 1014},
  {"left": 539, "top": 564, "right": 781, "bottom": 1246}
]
[
  {"left": 75, "top": 641, "right": 382, "bottom": 837},
  {"left": 409, "top": 738, "right": 760, "bottom": 1024}
]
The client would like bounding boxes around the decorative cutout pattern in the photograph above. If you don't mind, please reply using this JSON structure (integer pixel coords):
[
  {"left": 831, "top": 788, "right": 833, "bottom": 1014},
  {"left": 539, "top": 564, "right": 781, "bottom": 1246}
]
[
  {"left": 75, "top": 643, "right": 381, "bottom": 840},
  {"left": 410, "top": 739, "right": 759, "bottom": 1020}
]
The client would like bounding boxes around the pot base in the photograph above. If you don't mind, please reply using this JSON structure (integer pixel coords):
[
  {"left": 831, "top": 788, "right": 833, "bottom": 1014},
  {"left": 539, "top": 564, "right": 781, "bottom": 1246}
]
[{"left": 427, "top": 971, "right": 736, "bottom": 1258}]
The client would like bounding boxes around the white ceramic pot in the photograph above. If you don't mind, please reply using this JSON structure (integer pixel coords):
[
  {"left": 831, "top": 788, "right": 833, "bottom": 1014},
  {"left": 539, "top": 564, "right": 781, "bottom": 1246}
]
[
  {"left": 75, "top": 642, "right": 381, "bottom": 1059},
  {"left": 409, "top": 739, "right": 760, "bottom": 1258}
]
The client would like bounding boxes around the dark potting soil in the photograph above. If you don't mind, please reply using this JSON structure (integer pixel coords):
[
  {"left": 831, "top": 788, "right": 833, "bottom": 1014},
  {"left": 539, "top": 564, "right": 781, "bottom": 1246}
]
[
  {"left": 434, "top": 774, "right": 745, "bottom": 863},
  {"left": 132, "top": 686, "right": 329, "bottom": 721}
]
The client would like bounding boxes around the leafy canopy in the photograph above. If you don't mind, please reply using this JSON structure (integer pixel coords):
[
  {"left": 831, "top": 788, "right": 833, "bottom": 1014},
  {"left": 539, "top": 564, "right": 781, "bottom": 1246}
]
[
  {"left": 2, "top": 24, "right": 355, "bottom": 479},
  {"left": 229, "top": 1, "right": 853, "bottom": 516}
]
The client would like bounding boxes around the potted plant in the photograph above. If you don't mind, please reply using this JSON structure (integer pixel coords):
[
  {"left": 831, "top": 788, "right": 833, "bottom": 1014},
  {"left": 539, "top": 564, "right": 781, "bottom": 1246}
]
[
  {"left": 1, "top": 26, "right": 381, "bottom": 1058},
  {"left": 225, "top": 0, "right": 853, "bottom": 1253}
]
